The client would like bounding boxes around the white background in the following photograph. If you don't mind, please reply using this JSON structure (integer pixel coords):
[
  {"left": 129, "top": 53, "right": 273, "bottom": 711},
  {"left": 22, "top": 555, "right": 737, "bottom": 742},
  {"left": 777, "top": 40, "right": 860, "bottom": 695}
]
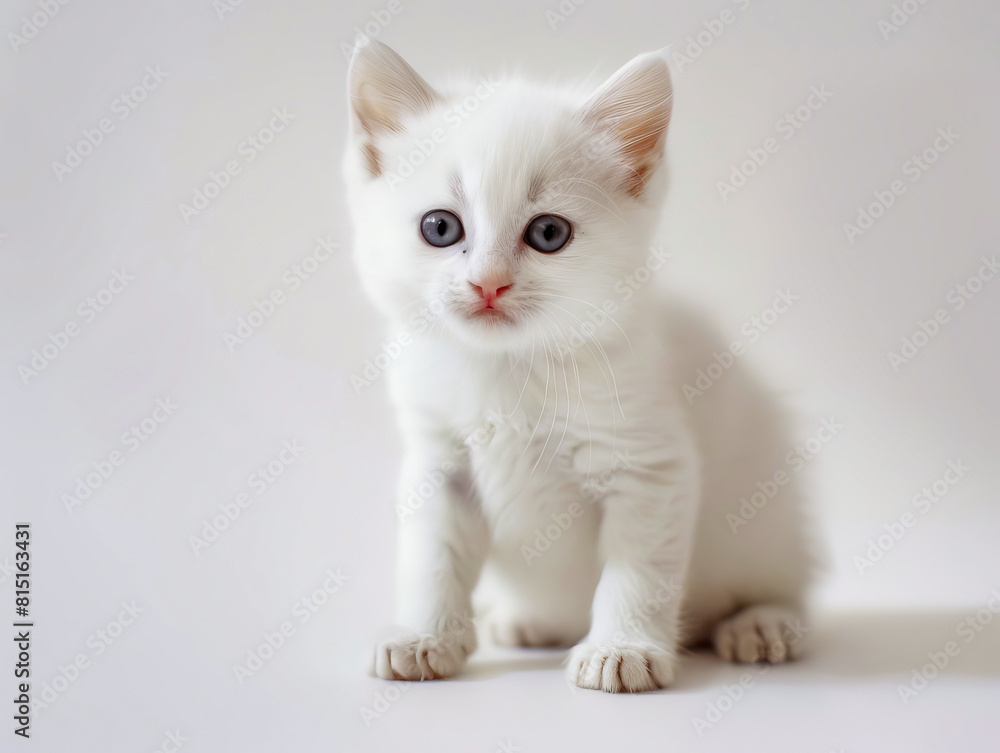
[{"left": 1, "top": 0, "right": 999, "bottom": 750}]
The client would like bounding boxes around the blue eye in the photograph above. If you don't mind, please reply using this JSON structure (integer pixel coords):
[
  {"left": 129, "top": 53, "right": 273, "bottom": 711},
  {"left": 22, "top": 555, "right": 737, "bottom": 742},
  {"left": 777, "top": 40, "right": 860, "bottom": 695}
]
[
  {"left": 420, "top": 210, "right": 464, "bottom": 247},
  {"left": 524, "top": 214, "right": 572, "bottom": 253}
]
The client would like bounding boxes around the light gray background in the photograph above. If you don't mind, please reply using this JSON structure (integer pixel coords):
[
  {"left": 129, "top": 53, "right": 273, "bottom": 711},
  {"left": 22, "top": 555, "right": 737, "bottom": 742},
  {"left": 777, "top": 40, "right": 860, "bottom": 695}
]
[{"left": 2, "top": 0, "right": 998, "bottom": 750}]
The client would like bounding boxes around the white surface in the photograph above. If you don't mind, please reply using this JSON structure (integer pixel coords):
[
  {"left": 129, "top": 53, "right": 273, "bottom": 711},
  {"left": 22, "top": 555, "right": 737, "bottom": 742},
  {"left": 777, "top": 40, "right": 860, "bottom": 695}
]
[{"left": 1, "top": 0, "right": 999, "bottom": 750}]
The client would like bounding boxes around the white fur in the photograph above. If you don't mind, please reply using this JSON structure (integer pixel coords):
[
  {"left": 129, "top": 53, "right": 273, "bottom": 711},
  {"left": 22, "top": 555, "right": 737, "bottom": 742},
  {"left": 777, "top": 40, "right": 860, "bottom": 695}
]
[{"left": 345, "top": 41, "right": 815, "bottom": 693}]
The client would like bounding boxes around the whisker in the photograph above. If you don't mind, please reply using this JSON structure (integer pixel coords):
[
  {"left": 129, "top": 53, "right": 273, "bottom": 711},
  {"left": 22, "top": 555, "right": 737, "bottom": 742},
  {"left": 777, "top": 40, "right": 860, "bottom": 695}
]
[
  {"left": 547, "top": 301, "right": 626, "bottom": 421},
  {"left": 521, "top": 327, "right": 551, "bottom": 461},
  {"left": 546, "top": 303, "right": 622, "bottom": 473},
  {"left": 528, "top": 325, "right": 560, "bottom": 479},
  {"left": 546, "top": 293, "right": 634, "bottom": 355},
  {"left": 556, "top": 191, "right": 623, "bottom": 220},
  {"left": 566, "top": 327, "right": 592, "bottom": 482},
  {"left": 538, "top": 311, "right": 574, "bottom": 477},
  {"left": 510, "top": 334, "right": 536, "bottom": 427},
  {"left": 542, "top": 176, "right": 623, "bottom": 219}
]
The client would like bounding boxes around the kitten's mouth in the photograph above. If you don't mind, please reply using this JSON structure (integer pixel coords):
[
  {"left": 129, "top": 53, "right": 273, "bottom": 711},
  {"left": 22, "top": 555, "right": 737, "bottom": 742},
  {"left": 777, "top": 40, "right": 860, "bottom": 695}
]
[
  {"left": 452, "top": 296, "right": 518, "bottom": 327},
  {"left": 443, "top": 297, "right": 532, "bottom": 349},
  {"left": 467, "top": 305, "right": 514, "bottom": 323}
]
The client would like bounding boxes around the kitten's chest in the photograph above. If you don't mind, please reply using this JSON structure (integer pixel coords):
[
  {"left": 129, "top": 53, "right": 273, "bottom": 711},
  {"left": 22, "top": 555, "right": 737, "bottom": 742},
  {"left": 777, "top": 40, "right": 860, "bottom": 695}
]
[
  {"left": 394, "top": 334, "right": 667, "bottom": 518},
  {"left": 450, "top": 356, "right": 631, "bottom": 515}
]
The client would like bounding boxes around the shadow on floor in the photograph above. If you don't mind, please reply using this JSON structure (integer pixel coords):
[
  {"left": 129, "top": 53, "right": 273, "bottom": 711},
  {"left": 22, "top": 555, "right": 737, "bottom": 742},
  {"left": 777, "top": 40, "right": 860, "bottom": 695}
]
[{"left": 456, "top": 608, "right": 1000, "bottom": 691}]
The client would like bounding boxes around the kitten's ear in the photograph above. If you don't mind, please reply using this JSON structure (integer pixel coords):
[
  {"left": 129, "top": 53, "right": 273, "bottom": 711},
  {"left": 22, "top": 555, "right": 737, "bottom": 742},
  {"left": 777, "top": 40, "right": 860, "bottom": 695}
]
[
  {"left": 347, "top": 39, "right": 440, "bottom": 175},
  {"left": 580, "top": 51, "right": 673, "bottom": 198}
]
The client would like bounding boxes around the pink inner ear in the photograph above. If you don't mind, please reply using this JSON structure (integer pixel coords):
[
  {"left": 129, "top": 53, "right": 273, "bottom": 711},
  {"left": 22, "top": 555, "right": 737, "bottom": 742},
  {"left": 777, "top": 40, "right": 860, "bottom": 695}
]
[
  {"left": 349, "top": 42, "right": 441, "bottom": 137},
  {"left": 582, "top": 55, "right": 672, "bottom": 198},
  {"left": 361, "top": 142, "right": 383, "bottom": 177},
  {"left": 617, "top": 108, "right": 670, "bottom": 198},
  {"left": 349, "top": 42, "right": 441, "bottom": 179}
]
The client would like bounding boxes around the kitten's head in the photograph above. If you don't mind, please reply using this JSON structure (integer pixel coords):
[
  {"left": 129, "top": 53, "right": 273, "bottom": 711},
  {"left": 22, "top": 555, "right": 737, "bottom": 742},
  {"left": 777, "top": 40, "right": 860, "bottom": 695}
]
[{"left": 344, "top": 41, "right": 672, "bottom": 352}]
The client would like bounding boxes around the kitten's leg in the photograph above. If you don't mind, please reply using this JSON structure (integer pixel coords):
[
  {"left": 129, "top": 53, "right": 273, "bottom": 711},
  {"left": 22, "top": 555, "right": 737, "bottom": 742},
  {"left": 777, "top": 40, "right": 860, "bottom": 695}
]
[
  {"left": 567, "top": 443, "right": 700, "bottom": 693},
  {"left": 375, "top": 463, "right": 489, "bottom": 682},
  {"left": 713, "top": 604, "right": 809, "bottom": 664},
  {"left": 477, "top": 499, "right": 602, "bottom": 648}
]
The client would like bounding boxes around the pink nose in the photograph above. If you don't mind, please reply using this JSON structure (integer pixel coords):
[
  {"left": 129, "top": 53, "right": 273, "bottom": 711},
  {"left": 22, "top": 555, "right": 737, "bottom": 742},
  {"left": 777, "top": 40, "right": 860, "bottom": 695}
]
[{"left": 469, "top": 278, "right": 513, "bottom": 308}]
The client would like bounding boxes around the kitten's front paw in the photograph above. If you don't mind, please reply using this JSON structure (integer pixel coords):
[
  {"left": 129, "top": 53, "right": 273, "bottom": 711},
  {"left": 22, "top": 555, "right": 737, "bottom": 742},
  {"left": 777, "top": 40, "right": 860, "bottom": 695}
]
[
  {"left": 374, "top": 634, "right": 468, "bottom": 681},
  {"left": 567, "top": 642, "right": 675, "bottom": 693}
]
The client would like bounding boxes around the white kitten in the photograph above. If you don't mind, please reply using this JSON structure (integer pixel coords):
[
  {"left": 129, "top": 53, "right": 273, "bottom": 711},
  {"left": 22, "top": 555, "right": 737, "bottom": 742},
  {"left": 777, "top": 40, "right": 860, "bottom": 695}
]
[{"left": 344, "top": 40, "right": 815, "bottom": 693}]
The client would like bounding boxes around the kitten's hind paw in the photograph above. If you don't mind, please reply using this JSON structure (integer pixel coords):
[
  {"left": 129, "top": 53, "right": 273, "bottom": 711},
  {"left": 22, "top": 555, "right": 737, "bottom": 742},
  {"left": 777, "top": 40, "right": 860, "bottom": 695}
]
[
  {"left": 713, "top": 605, "right": 808, "bottom": 664},
  {"left": 374, "top": 634, "right": 467, "bottom": 681},
  {"left": 567, "top": 642, "right": 675, "bottom": 693}
]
